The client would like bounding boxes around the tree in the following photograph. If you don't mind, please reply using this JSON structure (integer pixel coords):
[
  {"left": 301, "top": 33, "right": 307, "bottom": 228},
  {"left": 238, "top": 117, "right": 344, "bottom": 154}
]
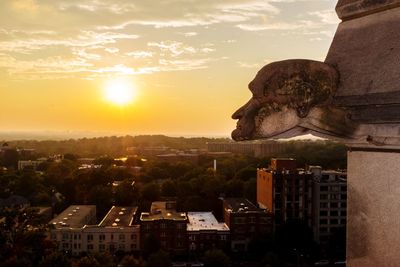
[
  {"left": 119, "top": 255, "right": 144, "bottom": 267},
  {"left": 114, "top": 179, "right": 136, "bottom": 205},
  {"left": 203, "top": 249, "right": 230, "bottom": 267},
  {"left": 141, "top": 183, "right": 160, "bottom": 202},
  {"left": 72, "top": 256, "right": 100, "bottom": 267},
  {"left": 146, "top": 250, "right": 171, "bottom": 267},
  {"left": 39, "top": 251, "right": 71, "bottom": 267},
  {"left": 161, "top": 179, "right": 177, "bottom": 197}
]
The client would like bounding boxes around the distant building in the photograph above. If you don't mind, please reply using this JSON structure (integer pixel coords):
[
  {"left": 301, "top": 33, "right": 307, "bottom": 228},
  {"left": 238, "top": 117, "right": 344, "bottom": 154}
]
[
  {"left": 257, "top": 158, "right": 313, "bottom": 227},
  {"left": 207, "top": 141, "right": 286, "bottom": 158},
  {"left": 187, "top": 212, "right": 230, "bottom": 253},
  {"left": 140, "top": 201, "right": 187, "bottom": 255},
  {"left": 156, "top": 153, "right": 199, "bottom": 164},
  {"left": 49, "top": 205, "right": 140, "bottom": 255},
  {"left": 310, "top": 167, "right": 347, "bottom": 244},
  {"left": 18, "top": 160, "right": 41, "bottom": 171},
  {"left": 222, "top": 198, "right": 273, "bottom": 252}
]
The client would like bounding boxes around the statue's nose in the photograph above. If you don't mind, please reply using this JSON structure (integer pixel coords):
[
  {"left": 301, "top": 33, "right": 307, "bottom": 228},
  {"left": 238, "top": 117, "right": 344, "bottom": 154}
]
[{"left": 232, "top": 106, "right": 244, "bottom": 120}]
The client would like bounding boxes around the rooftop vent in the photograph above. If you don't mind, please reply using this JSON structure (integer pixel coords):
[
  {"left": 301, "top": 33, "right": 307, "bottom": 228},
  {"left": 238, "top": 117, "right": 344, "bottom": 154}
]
[
  {"left": 112, "top": 223, "right": 117, "bottom": 227},
  {"left": 119, "top": 211, "right": 124, "bottom": 215}
]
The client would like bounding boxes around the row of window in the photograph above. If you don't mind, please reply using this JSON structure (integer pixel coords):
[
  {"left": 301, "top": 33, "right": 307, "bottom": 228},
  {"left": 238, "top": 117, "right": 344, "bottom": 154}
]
[
  {"left": 319, "top": 210, "right": 346, "bottom": 217},
  {"left": 188, "top": 235, "right": 228, "bottom": 241},
  {"left": 62, "top": 243, "right": 137, "bottom": 251},
  {"left": 320, "top": 202, "right": 347, "bottom": 208},
  {"left": 142, "top": 223, "right": 186, "bottom": 230},
  {"left": 61, "top": 233, "right": 138, "bottom": 242}
]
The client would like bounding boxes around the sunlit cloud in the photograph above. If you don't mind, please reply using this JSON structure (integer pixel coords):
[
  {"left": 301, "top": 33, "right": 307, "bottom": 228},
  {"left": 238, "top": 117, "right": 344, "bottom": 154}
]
[
  {"left": 126, "top": 51, "right": 153, "bottom": 58},
  {"left": 0, "top": 0, "right": 338, "bottom": 80}
]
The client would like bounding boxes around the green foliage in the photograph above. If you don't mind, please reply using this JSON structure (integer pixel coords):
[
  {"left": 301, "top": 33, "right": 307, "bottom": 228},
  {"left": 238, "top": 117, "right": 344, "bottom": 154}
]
[
  {"left": 146, "top": 250, "right": 171, "bottom": 267},
  {"left": 39, "top": 252, "right": 71, "bottom": 267},
  {"left": 119, "top": 255, "right": 144, "bottom": 267},
  {"left": 203, "top": 249, "right": 231, "bottom": 267}
]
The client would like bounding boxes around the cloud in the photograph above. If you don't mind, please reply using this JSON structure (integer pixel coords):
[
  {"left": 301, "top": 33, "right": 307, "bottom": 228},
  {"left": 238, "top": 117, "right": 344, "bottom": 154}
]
[
  {"left": 126, "top": 51, "right": 153, "bottom": 58},
  {"left": 148, "top": 41, "right": 197, "bottom": 57},
  {"left": 309, "top": 10, "right": 339, "bottom": 25},
  {"left": 0, "top": 0, "right": 338, "bottom": 80},
  {"left": 236, "top": 20, "right": 318, "bottom": 31}
]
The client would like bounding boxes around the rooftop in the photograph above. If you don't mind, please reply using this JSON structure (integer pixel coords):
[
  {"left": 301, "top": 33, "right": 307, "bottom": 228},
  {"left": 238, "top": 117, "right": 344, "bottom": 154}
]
[
  {"left": 99, "top": 206, "right": 137, "bottom": 227},
  {"left": 187, "top": 212, "right": 229, "bottom": 232},
  {"left": 224, "top": 198, "right": 263, "bottom": 213},
  {"left": 50, "top": 205, "right": 96, "bottom": 228},
  {"left": 140, "top": 201, "right": 187, "bottom": 221}
]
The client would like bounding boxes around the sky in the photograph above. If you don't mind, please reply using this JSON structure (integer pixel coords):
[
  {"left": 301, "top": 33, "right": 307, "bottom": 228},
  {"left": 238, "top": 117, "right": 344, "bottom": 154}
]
[{"left": 0, "top": 0, "right": 339, "bottom": 138}]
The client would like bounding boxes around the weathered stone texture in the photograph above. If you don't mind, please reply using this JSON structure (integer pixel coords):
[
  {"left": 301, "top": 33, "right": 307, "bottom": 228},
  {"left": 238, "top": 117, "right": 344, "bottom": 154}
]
[
  {"left": 326, "top": 7, "right": 400, "bottom": 97},
  {"left": 336, "top": 0, "right": 400, "bottom": 20},
  {"left": 348, "top": 151, "right": 400, "bottom": 267}
]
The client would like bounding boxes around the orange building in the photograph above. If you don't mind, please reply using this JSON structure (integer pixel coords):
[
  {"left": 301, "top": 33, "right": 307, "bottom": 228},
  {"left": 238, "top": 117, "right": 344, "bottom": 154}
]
[{"left": 257, "top": 158, "right": 313, "bottom": 227}]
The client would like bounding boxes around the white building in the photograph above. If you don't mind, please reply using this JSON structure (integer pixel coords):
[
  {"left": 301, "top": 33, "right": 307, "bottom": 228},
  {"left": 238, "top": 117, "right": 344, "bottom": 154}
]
[{"left": 50, "top": 205, "right": 140, "bottom": 255}]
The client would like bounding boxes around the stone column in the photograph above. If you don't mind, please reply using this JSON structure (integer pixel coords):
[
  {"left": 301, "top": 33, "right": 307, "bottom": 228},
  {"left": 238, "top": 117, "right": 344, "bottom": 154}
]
[{"left": 347, "top": 149, "right": 400, "bottom": 266}]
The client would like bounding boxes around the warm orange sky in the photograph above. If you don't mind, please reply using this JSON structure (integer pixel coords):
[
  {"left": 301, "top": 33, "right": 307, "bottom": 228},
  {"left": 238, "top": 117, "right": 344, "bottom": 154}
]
[{"left": 0, "top": 0, "right": 339, "bottom": 137}]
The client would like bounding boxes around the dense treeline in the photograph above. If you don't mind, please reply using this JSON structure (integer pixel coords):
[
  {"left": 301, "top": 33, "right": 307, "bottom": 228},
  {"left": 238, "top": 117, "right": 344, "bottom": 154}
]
[
  {"left": 1, "top": 135, "right": 347, "bottom": 169},
  {"left": 2, "top": 135, "right": 230, "bottom": 157}
]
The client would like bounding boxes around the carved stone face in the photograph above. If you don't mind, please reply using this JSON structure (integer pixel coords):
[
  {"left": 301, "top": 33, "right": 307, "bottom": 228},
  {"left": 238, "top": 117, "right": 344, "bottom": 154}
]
[{"left": 232, "top": 59, "right": 339, "bottom": 141}]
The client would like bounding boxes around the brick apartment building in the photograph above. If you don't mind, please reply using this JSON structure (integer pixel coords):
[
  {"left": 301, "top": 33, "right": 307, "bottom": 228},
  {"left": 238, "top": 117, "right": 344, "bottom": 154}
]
[
  {"left": 257, "top": 158, "right": 313, "bottom": 227},
  {"left": 309, "top": 166, "right": 347, "bottom": 244},
  {"left": 187, "top": 212, "right": 230, "bottom": 253},
  {"left": 140, "top": 201, "right": 187, "bottom": 255},
  {"left": 222, "top": 198, "right": 273, "bottom": 252}
]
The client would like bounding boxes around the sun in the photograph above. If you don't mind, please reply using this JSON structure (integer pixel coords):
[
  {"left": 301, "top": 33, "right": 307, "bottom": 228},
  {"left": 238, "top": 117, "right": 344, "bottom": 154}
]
[{"left": 104, "top": 78, "right": 136, "bottom": 106}]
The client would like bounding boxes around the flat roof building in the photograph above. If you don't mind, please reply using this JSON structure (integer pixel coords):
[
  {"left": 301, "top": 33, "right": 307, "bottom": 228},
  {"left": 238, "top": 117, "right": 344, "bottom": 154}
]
[
  {"left": 49, "top": 205, "right": 140, "bottom": 255},
  {"left": 50, "top": 205, "right": 96, "bottom": 229},
  {"left": 223, "top": 198, "right": 273, "bottom": 252},
  {"left": 187, "top": 212, "right": 230, "bottom": 253},
  {"left": 140, "top": 201, "right": 187, "bottom": 255}
]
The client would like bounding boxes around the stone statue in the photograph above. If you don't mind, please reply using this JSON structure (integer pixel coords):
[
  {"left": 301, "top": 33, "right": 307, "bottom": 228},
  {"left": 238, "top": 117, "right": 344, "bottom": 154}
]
[{"left": 232, "top": 59, "right": 356, "bottom": 142}]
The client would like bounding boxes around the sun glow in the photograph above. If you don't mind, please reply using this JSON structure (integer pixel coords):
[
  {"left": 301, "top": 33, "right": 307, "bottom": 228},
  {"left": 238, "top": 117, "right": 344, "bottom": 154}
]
[{"left": 104, "top": 78, "right": 136, "bottom": 106}]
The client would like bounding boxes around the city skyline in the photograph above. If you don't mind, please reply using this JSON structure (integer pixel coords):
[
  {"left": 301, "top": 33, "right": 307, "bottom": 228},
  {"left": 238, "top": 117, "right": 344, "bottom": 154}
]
[{"left": 0, "top": 0, "right": 338, "bottom": 137}]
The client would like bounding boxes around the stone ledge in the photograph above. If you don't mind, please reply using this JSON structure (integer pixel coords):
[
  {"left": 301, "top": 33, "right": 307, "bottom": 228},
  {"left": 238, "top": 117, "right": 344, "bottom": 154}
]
[{"left": 336, "top": 0, "right": 400, "bottom": 21}]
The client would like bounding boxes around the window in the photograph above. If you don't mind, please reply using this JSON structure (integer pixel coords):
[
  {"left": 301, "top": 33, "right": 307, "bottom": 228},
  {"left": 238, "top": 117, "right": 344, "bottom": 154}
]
[
  {"left": 189, "top": 235, "right": 196, "bottom": 241},
  {"left": 161, "top": 232, "right": 166, "bottom": 238},
  {"left": 161, "top": 223, "right": 166, "bottom": 229},
  {"left": 62, "top": 233, "right": 69, "bottom": 240},
  {"left": 330, "top": 219, "right": 339, "bottom": 225},
  {"left": 330, "top": 202, "right": 338, "bottom": 208},
  {"left": 331, "top": 211, "right": 339, "bottom": 216},
  {"left": 99, "top": 244, "right": 105, "bottom": 252},
  {"left": 118, "top": 244, "right": 125, "bottom": 250},
  {"left": 320, "top": 211, "right": 328, "bottom": 216},
  {"left": 131, "top": 244, "right": 137, "bottom": 250},
  {"left": 87, "top": 244, "right": 93, "bottom": 250},
  {"left": 131, "top": 234, "right": 137, "bottom": 240},
  {"left": 220, "top": 235, "right": 227, "bottom": 241},
  {"left": 320, "top": 219, "right": 328, "bottom": 225},
  {"left": 87, "top": 234, "right": 93, "bottom": 241},
  {"left": 320, "top": 203, "right": 328, "bottom": 208},
  {"left": 119, "top": 234, "right": 125, "bottom": 241},
  {"left": 99, "top": 234, "right": 105, "bottom": 241},
  {"left": 110, "top": 234, "right": 113, "bottom": 240}
]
